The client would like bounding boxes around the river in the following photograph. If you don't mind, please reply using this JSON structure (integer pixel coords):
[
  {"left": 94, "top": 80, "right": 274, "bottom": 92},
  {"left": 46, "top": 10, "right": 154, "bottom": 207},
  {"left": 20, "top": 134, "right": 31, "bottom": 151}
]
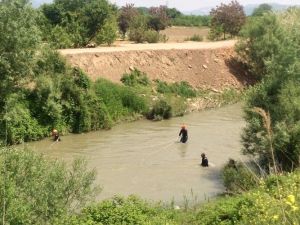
[{"left": 25, "top": 103, "right": 246, "bottom": 204}]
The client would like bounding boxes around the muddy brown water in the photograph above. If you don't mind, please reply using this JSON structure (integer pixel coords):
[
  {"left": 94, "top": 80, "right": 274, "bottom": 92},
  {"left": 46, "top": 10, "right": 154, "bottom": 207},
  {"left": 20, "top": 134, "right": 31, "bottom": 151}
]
[{"left": 25, "top": 103, "right": 246, "bottom": 204}]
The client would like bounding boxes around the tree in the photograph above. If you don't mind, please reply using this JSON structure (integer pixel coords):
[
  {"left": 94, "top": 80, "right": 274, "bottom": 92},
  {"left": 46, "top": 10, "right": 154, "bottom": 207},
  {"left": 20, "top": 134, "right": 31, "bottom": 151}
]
[
  {"left": 239, "top": 9, "right": 300, "bottom": 171},
  {"left": 166, "top": 7, "right": 182, "bottom": 19},
  {"left": 210, "top": 0, "right": 246, "bottom": 39},
  {"left": 118, "top": 3, "right": 139, "bottom": 38},
  {"left": 95, "top": 17, "right": 118, "bottom": 46},
  {"left": 148, "top": 5, "right": 169, "bottom": 32},
  {"left": 236, "top": 13, "right": 283, "bottom": 78},
  {"left": 40, "top": 0, "right": 115, "bottom": 47},
  {"left": 0, "top": 0, "right": 41, "bottom": 105},
  {"left": 252, "top": 3, "right": 272, "bottom": 17}
]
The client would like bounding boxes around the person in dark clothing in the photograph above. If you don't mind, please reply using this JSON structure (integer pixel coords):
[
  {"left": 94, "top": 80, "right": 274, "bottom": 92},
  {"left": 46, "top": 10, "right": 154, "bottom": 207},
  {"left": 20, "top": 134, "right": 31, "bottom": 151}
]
[
  {"left": 179, "top": 125, "right": 188, "bottom": 143},
  {"left": 52, "top": 129, "right": 61, "bottom": 142},
  {"left": 201, "top": 153, "right": 209, "bottom": 167}
]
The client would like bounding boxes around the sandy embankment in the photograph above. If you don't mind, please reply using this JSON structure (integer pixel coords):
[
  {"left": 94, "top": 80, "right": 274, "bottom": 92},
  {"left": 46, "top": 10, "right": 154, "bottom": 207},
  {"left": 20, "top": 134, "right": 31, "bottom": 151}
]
[{"left": 59, "top": 41, "right": 252, "bottom": 91}]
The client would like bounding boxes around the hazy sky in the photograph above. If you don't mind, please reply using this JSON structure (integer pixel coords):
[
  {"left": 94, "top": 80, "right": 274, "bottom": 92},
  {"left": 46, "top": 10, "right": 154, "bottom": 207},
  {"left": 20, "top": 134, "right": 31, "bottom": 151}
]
[{"left": 33, "top": 0, "right": 300, "bottom": 11}]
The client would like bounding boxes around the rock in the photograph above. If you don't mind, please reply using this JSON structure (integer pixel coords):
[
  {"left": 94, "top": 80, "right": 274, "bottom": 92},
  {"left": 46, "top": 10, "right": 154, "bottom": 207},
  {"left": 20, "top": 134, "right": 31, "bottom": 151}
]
[
  {"left": 202, "top": 64, "right": 208, "bottom": 69},
  {"left": 188, "top": 65, "right": 192, "bottom": 69},
  {"left": 214, "top": 58, "right": 219, "bottom": 63},
  {"left": 86, "top": 43, "right": 96, "bottom": 48},
  {"left": 211, "top": 88, "right": 222, "bottom": 93},
  {"left": 129, "top": 66, "right": 135, "bottom": 71}
]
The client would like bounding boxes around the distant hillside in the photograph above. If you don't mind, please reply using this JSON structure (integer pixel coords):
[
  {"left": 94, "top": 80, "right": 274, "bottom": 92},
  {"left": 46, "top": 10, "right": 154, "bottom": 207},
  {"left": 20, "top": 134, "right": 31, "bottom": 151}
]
[{"left": 184, "top": 3, "right": 299, "bottom": 16}]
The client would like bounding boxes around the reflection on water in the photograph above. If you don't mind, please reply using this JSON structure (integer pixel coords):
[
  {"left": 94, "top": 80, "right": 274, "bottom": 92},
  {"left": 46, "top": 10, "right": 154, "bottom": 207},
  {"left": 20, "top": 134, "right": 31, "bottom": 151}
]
[{"left": 25, "top": 103, "right": 246, "bottom": 203}]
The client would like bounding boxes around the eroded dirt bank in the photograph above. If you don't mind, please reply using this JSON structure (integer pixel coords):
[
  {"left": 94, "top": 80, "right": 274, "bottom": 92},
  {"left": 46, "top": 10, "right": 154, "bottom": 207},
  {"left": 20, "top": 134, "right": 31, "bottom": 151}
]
[{"left": 60, "top": 41, "right": 252, "bottom": 90}]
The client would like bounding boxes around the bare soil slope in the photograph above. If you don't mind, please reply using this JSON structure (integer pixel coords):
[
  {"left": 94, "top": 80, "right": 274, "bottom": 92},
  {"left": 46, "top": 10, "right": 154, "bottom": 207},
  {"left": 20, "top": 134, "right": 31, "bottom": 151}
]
[{"left": 60, "top": 41, "right": 252, "bottom": 91}]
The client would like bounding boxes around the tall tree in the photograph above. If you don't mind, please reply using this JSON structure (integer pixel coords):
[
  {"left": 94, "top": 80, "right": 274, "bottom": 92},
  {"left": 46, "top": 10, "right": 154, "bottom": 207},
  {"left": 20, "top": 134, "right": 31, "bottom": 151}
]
[
  {"left": 210, "top": 0, "right": 246, "bottom": 39},
  {"left": 148, "top": 5, "right": 169, "bottom": 32},
  {"left": 118, "top": 3, "right": 139, "bottom": 38},
  {"left": 252, "top": 3, "right": 273, "bottom": 17},
  {"left": 238, "top": 9, "right": 300, "bottom": 171},
  {"left": 0, "top": 0, "right": 41, "bottom": 103}
]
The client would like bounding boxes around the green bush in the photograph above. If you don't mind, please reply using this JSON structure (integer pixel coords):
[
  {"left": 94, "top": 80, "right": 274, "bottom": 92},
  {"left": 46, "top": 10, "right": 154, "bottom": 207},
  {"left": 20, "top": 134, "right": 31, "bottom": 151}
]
[
  {"left": 121, "top": 69, "right": 150, "bottom": 86},
  {"left": 48, "top": 26, "right": 74, "bottom": 49},
  {"left": 69, "top": 195, "right": 177, "bottom": 225},
  {"left": 222, "top": 159, "right": 260, "bottom": 193},
  {"left": 0, "top": 148, "right": 98, "bottom": 225},
  {"left": 144, "top": 29, "right": 160, "bottom": 43},
  {"left": 156, "top": 80, "right": 197, "bottom": 98},
  {"left": 94, "top": 78, "right": 148, "bottom": 121},
  {"left": 1, "top": 94, "right": 46, "bottom": 144},
  {"left": 147, "top": 100, "right": 172, "bottom": 120},
  {"left": 95, "top": 17, "right": 118, "bottom": 46},
  {"left": 185, "top": 34, "right": 203, "bottom": 42}
]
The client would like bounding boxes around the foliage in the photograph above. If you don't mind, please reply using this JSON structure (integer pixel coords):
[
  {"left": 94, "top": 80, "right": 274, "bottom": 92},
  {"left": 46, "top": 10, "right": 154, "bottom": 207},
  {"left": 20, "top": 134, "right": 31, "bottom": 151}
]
[
  {"left": 148, "top": 5, "right": 170, "bottom": 32},
  {"left": 147, "top": 100, "right": 172, "bottom": 121},
  {"left": 171, "top": 15, "right": 211, "bottom": 27},
  {"left": 236, "top": 13, "right": 283, "bottom": 78},
  {"left": 252, "top": 3, "right": 273, "bottom": 17},
  {"left": 48, "top": 25, "right": 74, "bottom": 49},
  {"left": 185, "top": 34, "right": 203, "bottom": 42},
  {"left": 121, "top": 69, "right": 150, "bottom": 87},
  {"left": 166, "top": 7, "right": 182, "bottom": 19},
  {"left": 210, "top": 0, "right": 246, "bottom": 40},
  {"left": 0, "top": 148, "right": 98, "bottom": 225},
  {"left": 128, "top": 15, "right": 148, "bottom": 43},
  {"left": 156, "top": 80, "right": 197, "bottom": 98},
  {"left": 95, "top": 16, "right": 118, "bottom": 46},
  {"left": 94, "top": 78, "right": 147, "bottom": 121},
  {"left": 65, "top": 195, "right": 177, "bottom": 225},
  {"left": 118, "top": 3, "right": 139, "bottom": 38},
  {"left": 40, "top": 0, "right": 116, "bottom": 48},
  {"left": 222, "top": 159, "right": 260, "bottom": 193},
  {"left": 238, "top": 8, "right": 300, "bottom": 171},
  {"left": 0, "top": 0, "right": 41, "bottom": 101}
]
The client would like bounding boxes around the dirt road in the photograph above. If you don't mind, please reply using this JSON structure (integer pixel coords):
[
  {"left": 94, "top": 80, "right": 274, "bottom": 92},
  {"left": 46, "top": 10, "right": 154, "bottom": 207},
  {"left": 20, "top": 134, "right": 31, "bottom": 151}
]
[{"left": 59, "top": 40, "right": 236, "bottom": 55}]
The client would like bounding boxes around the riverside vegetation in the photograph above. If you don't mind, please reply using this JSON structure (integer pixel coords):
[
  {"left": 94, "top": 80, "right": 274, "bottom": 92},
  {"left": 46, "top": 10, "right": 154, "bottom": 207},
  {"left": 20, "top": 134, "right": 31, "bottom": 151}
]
[{"left": 1, "top": 1, "right": 300, "bottom": 224}]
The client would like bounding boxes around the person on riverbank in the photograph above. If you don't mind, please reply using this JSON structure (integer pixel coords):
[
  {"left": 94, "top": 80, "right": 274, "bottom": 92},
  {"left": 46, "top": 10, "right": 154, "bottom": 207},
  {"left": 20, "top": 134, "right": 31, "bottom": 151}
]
[
  {"left": 51, "top": 129, "right": 61, "bottom": 142},
  {"left": 179, "top": 125, "right": 188, "bottom": 143},
  {"left": 201, "top": 153, "right": 209, "bottom": 167}
]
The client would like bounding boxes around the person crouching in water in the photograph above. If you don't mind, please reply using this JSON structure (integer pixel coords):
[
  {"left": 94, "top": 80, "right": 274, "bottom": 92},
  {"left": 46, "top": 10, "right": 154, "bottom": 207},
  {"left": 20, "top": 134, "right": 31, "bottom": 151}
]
[
  {"left": 201, "top": 153, "right": 209, "bottom": 167},
  {"left": 179, "top": 125, "right": 188, "bottom": 143},
  {"left": 51, "top": 129, "right": 61, "bottom": 142}
]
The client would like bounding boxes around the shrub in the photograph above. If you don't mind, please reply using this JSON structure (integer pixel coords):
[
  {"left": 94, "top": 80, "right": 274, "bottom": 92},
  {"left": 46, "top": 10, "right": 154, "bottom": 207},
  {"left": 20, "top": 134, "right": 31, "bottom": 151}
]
[
  {"left": 95, "top": 17, "right": 118, "bottom": 46},
  {"left": 1, "top": 94, "right": 46, "bottom": 144},
  {"left": 70, "top": 195, "right": 177, "bottom": 225},
  {"left": 121, "top": 89, "right": 147, "bottom": 113},
  {"left": 0, "top": 148, "right": 98, "bottom": 225},
  {"left": 128, "top": 27, "right": 146, "bottom": 43},
  {"left": 144, "top": 29, "right": 160, "bottom": 43},
  {"left": 48, "top": 26, "right": 74, "bottom": 49},
  {"left": 94, "top": 78, "right": 148, "bottom": 121},
  {"left": 121, "top": 68, "right": 150, "bottom": 86},
  {"left": 156, "top": 80, "right": 197, "bottom": 98},
  {"left": 222, "top": 159, "right": 260, "bottom": 193},
  {"left": 185, "top": 34, "right": 203, "bottom": 42},
  {"left": 147, "top": 100, "right": 172, "bottom": 120}
]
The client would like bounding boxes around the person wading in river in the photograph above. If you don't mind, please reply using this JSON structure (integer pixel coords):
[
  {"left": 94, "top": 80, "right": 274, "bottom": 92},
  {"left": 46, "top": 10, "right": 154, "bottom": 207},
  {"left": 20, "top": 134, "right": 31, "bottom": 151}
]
[
  {"left": 201, "top": 153, "right": 209, "bottom": 167},
  {"left": 179, "top": 125, "right": 188, "bottom": 143},
  {"left": 51, "top": 129, "right": 61, "bottom": 142}
]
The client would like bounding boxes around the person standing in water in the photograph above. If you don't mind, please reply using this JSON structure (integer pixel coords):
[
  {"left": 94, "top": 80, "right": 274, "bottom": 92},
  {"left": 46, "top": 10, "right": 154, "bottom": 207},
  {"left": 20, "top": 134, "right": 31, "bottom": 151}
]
[
  {"left": 179, "top": 125, "right": 188, "bottom": 143},
  {"left": 201, "top": 153, "right": 209, "bottom": 167},
  {"left": 51, "top": 129, "right": 60, "bottom": 142}
]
